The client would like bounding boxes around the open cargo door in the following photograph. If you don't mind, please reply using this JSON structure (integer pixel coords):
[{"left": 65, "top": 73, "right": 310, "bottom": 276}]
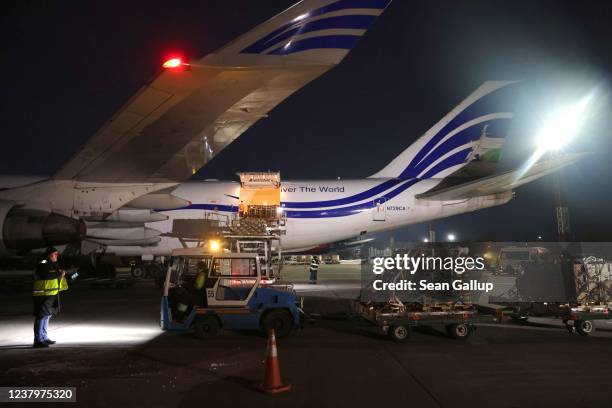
[{"left": 237, "top": 172, "right": 281, "bottom": 220}]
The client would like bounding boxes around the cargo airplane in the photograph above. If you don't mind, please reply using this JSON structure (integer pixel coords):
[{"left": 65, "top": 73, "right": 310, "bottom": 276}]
[{"left": 0, "top": 0, "right": 584, "bottom": 270}]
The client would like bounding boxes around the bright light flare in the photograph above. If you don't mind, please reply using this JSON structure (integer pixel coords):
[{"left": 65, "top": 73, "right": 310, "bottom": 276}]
[
  {"left": 515, "top": 90, "right": 596, "bottom": 182},
  {"left": 536, "top": 94, "right": 593, "bottom": 152},
  {"left": 209, "top": 240, "right": 221, "bottom": 252},
  {"left": 447, "top": 233, "right": 456, "bottom": 242}
]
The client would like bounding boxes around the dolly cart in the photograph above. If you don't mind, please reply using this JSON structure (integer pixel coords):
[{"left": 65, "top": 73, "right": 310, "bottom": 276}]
[
  {"left": 161, "top": 247, "right": 301, "bottom": 338},
  {"left": 352, "top": 300, "right": 497, "bottom": 342},
  {"left": 562, "top": 304, "right": 610, "bottom": 336},
  {"left": 490, "top": 302, "right": 611, "bottom": 336}
]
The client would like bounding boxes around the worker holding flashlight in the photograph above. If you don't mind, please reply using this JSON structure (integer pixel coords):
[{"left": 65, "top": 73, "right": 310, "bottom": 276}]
[{"left": 32, "top": 247, "right": 69, "bottom": 348}]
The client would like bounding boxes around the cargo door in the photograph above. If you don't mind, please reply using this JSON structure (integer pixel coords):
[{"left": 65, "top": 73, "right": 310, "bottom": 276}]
[{"left": 237, "top": 172, "right": 281, "bottom": 220}]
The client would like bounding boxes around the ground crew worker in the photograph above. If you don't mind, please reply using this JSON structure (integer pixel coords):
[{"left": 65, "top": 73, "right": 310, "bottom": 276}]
[
  {"left": 194, "top": 260, "right": 209, "bottom": 306},
  {"left": 195, "top": 261, "right": 208, "bottom": 290},
  {"left": 172, "top": 261, "right": 210, "bottom": 320},
  {"left": 32, "top": 247, "right": 68, "bottom": 348},
  {"left": 309, "top": 256, "right": 320, "bottom": 284},
  {"left": 239, "top": 201, "right": 247, "bottom": 218}
]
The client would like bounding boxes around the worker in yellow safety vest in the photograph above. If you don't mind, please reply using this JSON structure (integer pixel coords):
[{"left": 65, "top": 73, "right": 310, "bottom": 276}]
[
  {"left": 194, "top": 261, "right": 209, "bottom": 306},
  {"left": 194, "top": 262, "right": 206, "bottom": 289},
  {"left": 173, "top": 260, "right": 210, "bottom": 320},
  {"left": 32, "top": 247, "right": 68, "bottom": 348}
]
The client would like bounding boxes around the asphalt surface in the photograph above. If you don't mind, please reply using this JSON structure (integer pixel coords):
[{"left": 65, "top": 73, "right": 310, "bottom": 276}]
[{"left": 1, "top": 264, "right": 611, "bottom": 407}]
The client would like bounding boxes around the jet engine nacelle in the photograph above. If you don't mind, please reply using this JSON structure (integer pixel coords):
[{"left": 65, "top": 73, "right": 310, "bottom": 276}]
[{"left": 0, "top": 200, "right": 86, "bottom": 255}]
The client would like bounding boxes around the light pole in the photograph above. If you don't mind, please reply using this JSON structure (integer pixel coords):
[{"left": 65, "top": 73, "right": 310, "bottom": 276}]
[
  {"left": 428, "top": 222, "right": 435, "bottom": 243},
  {"left": 553, "top": 160, "right": 571, "bottom": 241},
  {"left": 534, "top": 93, "right": 593, "bottom": 241}
]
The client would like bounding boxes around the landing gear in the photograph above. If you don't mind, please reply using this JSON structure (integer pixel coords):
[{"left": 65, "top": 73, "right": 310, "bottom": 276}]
[
  {"left": 128, "top": 261, "right": 164, "bottom": 282},
  {"left": 130, "top": 264, "right": 147, "bottom": 279}
]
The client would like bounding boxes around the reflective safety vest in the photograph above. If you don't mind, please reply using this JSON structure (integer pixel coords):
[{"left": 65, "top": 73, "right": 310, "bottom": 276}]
[
  {"left": 33, "top": 276, "right": 68, "bottom": 297},
  {"left": 195, "top": 271, "right": 207, "bottom": 290}
]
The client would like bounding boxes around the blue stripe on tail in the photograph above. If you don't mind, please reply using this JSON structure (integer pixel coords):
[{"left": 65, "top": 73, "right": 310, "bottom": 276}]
[
  {"left": 242, "top": 15, "right": 376, "bottom": 54},
  {"left": 419, "top": 148, "right": 473, "bottom": 180},
  {"left": 401, "top": 117, "right": 511, "bottom": 178},
  {"left": 241, "top": 0, "right": 391, "bottom": 54},
  {"left": 398, "top": 83, "right": 519, "bottom": 179},
  {"left": 283, "top": 179, "right": 403, "bottom": 209}
]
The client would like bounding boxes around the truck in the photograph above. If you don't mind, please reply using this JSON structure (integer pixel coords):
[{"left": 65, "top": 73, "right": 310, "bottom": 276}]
[{"left": 160, "top": 248, "right": 301, "bottom": 338}]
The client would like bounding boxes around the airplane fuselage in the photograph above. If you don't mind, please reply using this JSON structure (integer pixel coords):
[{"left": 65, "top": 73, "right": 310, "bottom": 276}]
[{"left": 116, "top": 179, "right": 513, "bottom": 255}]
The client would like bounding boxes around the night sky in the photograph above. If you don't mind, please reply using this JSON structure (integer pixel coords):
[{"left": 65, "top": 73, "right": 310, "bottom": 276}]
[{"left": 2, "top": 0, "right": 612, "bottom": 242}]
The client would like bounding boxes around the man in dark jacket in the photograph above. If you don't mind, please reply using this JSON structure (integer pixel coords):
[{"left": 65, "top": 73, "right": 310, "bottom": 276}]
[
  {"left": 309, "top": 256, "right": 320, "bottom": 284},
  {"left": 32, "top": 247, "right": 68, "bottom": 348}
]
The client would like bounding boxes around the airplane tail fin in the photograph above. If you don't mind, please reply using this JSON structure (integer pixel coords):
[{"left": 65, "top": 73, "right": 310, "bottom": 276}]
[
  {"left": 207, "top": 0, "right": 392, "bottom": 66},
  {"left": 370, "top": 81, "right": 520, "bottom": 180}
]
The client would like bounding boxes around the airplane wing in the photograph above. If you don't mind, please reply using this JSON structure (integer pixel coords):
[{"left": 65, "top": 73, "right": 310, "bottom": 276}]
[
  {"left": 54, "top": 0, "right": 392, "bottom": 183},
  {"left": 416, "top": 153, "right": 588, "bottom": 201}
]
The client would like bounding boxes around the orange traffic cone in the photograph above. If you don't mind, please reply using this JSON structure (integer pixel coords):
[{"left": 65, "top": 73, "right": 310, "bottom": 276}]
[{"left": 260, "top": 329, "right": 292, "bottom": 395}]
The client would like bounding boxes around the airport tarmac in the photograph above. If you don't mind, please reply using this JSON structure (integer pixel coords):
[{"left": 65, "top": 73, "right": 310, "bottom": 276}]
[{"left": 1, "top": 264, "right": 612, "bottom": 407}]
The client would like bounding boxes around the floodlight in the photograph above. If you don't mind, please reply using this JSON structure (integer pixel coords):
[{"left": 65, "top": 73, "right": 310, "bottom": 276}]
[{"left": 536, "top": 95, "right": 592, "bottom": 152}]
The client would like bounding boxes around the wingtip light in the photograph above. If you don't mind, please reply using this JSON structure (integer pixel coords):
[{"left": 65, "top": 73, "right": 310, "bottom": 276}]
[{"left": 162, "top": 58, "right": 185, "bottom": 69}]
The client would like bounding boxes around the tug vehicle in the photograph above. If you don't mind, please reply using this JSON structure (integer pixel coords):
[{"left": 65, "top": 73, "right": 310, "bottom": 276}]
[{"left": 161, "top": 247, "right": 300, "bottom": 338}]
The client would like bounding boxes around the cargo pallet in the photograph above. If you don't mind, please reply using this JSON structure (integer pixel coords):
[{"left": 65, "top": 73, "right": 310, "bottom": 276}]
[{"left": 351, "top": 300, "right": 497, "bottom": 342}]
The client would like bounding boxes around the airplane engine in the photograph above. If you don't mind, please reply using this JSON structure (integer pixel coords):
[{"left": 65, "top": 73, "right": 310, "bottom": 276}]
[{"left": 0, "top": 200, "right": 86, "bottom": 255}]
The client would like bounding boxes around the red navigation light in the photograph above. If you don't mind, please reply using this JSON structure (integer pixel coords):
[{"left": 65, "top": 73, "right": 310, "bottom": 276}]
[{"left": 162, "top": 58, "right": 183, "bottom": 69}]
